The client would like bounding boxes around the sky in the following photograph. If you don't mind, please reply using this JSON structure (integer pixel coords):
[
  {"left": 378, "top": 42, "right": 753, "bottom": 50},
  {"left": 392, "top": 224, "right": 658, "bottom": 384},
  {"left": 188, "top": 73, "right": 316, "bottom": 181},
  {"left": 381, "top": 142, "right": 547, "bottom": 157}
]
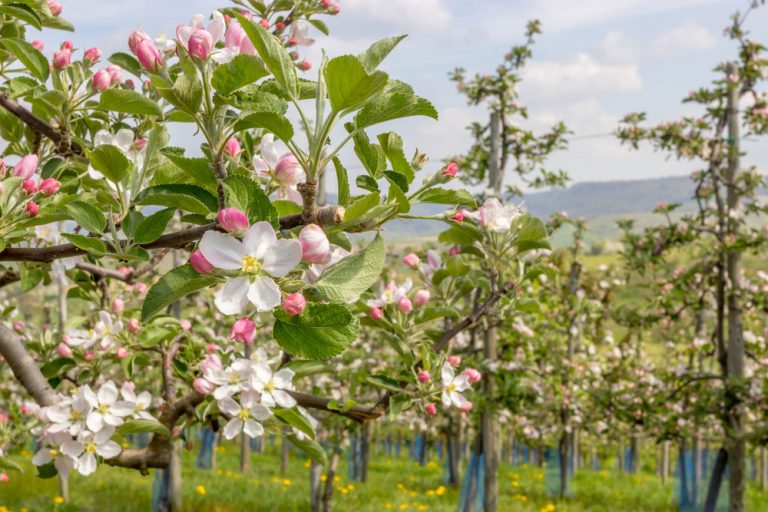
[{"left": 29, "top": 0, "right": 768, "bottom": 193}]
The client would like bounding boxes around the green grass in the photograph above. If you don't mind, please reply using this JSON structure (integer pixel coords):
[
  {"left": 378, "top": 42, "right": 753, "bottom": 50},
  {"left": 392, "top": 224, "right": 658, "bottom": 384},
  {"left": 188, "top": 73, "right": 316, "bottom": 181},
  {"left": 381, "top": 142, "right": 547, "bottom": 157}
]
[{"left": 2, "top": 441, "right": 767, "bottom": 511}]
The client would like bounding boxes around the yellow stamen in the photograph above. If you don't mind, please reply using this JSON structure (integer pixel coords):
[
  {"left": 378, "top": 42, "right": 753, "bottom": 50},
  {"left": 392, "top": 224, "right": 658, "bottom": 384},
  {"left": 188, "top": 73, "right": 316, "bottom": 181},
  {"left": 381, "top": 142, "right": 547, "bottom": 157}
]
[
  {"left": 238, "top": 409, "right": 250, "bottom": 421},
  {"left": 242, "top": 255, "right": 262, "bottom": 274}
]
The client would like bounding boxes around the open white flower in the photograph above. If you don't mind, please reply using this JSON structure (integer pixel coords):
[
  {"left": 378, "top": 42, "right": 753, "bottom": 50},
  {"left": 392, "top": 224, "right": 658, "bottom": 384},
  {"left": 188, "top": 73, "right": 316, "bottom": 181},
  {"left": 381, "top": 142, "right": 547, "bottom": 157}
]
[
  {"left": 468, "top": 198, "right": 524, "bottom": 232},
  {"left": 32, "top": 432, "right": 76, "bottom": 478},
  {"left": 205, "top": 359, "right": 253, "bottom": 400},
  {"left": 198, "top": 221, "right": 302, "bottom": 314},
  {"left": 440, "top": 362, "right": 471, "bottom": 409},
  {"left": 60, "top": 426, "right": 122, "bottom": 476},
  {"left": 44, "top": 389, "right": 92, "bottom": 436},
  {"left": 84, "top": 381, "right": 134, "bottom": 432},
  {"left": 306, "top": 247, "right": 351, "bottom": 284},
  {"left": 367, "top": 279, "right": 412, "bottom": 308},
  {"left": 218, "top": 389, "right": 271, "bottom": 440},
  {"left": 120, "top": 383, "right": 156, "bottom": 421},
  {"left": 65, "top": 327, "right": 98, "bottom": 349},
  {"left": 94, "top": 311, "right": 123, "bottom": 350},
  {"left": 252, "top": 134, "right": 280, "bottom": 172},
  {"left": 250, "top": 363, "right": 297, "bottom": 409}
]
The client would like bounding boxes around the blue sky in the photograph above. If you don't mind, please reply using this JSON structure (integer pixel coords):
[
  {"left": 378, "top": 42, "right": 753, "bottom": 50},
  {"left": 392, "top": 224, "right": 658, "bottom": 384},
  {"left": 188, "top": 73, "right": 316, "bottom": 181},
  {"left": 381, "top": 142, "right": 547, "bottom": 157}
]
[{"left": 30, "top": 0, "right": 768, "bottom": 191}]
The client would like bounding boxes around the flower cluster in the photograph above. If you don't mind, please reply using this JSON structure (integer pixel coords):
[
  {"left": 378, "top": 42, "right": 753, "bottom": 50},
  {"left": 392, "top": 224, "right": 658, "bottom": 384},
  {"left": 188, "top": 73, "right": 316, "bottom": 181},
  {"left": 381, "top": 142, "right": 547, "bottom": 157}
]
[
  {"left": 34, "top": 381, "right": 160, "bottom": 476},
  {"left": 194, "top": 348, "right": 302, "bottom": 440},
  {"left": 415, "top": 361, "right": 481, "bottom": 417},
  {"left": 0, "top": 154, "right": 62, "bottom": 221}
]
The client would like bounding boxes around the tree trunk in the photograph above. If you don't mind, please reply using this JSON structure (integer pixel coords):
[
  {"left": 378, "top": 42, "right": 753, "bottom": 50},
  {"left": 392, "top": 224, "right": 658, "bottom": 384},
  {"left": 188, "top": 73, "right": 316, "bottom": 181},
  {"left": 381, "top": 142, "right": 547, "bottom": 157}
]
[
  {"left": 361, "top": 422, "right": 370, "bottom": 482},
  {"left": 704, "top": 448, "right": 728, "bottom": 512},
  {"left": 322, "top": 447, "right": 342, "bottom": 512},
  {"left": 281, "top": 431, "right": 290, "bottom": 476},
  {"left": 310, "top": 460, "right": 323, "bottom": 512}
]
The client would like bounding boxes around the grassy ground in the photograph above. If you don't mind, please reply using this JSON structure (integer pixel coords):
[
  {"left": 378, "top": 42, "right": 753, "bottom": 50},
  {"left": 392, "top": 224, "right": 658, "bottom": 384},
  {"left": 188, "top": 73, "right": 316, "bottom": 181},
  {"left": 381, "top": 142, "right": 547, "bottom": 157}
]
[{"left": 1, "top": 441, "right": 767, "bottom": 512}]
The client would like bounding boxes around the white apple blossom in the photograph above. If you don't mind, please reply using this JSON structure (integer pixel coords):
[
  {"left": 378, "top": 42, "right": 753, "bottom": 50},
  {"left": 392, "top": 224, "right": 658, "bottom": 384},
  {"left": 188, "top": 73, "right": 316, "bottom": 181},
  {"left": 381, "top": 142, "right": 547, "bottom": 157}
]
[
  {"left": 250, "top": 363, "right": 297, "bottom": 409},
  {"left": 467, "top": 198, "right": 524, "bottom": 232},
  {"left": 205, "top": 358, "right": 254, "bottom": 400},
  {"left": 94, "top": 311, "right": 123, "bottom": 350},
  {"left": 31, "top": 432, "right": 76, "bottom": 478},
  {"left": 84, "top": 381, "right": 134, "bottom": 432},
  {"left": 120, "top": 383, "right": 157, "bottom": 421},
  {"left": 60, "top": 425, "right": 122, "bottom": 476},
  {"left": 43, "top": 389, "right": 92, "bottom": 435},
  {"left": 198, "top": 221, "right": 302, "bottom": 314},
  {"left": 218, "top": 389, "right": 271, "bottom": 440},
  {"left": 367, "top": 279, "right": 412, "bottom": 308},
  {"left": 440, "top": 362, "right": 471, "bottom": 410}
]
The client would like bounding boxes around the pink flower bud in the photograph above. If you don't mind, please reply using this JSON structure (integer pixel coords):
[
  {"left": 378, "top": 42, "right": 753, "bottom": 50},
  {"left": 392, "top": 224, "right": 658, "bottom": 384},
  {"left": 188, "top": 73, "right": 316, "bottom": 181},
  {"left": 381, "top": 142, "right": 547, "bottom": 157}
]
[
  {"left": 39, "top": 178, "right": 61, "bottom": 197},
  {"left": 464, "top": 368, "right": 482, "bottom": 383},
  {"left": 329, "top": 5, "right": 340, "bottom": 14},
  {"left": 132, "top": 32, "right": 163, "bottom": 72},
  {"left": 398, "top": 296, "right": 413, "bottom": 314},
  {"left": 274, "top": 154, "right": 304, "bottom": 186},
  {"left": 56, "top": 342, "right": 72, "bottom": 358},
  {"left": 31, "top": 41, "right": 44, "bottom": 51},
  {"left": 370, "top": 307, "right": 384, "bottom": 321},
  {"left": 60, "top": 40, "right": 73, "bottom": 51},
  {"left": 276, "top": 22, "right": 286, "bottom": 32},
  {"left": 200, "top": 353, "right": 222, "bottom": 373},
  {"left": 0, "top": 473, "right": 8, "bottom": 483},
  {"left": 25, "top": 201, "right": 39, "bottom": 217},
  {"left": 189, "top": 250, "right": 214, "bottom": 274},
  {"left": 134, "top": 282, "right": 148, "bottom": 296},
  {"left": 451, "top": 210, "right": 465, "bottom": 222},
  {"left": 218, "top": 208, "right": 249, "bottom": 234},
  {"left": 92, "top": 68, "right": 112, "bottom": 91},
  {"left": 83, "top": 47, "right": 101, "bottom": 65},
  {"left": 180, "top": 319, "right": 192, "bottom": 331},
  {"left": 127, "top": 318, "right": 141, "bottom": 333},
  {"left": 122, "top": 380, "right": 135, "bottom": 391},
  {"left": 53, "top": 49, "right": 71, "bottom": 69},
  {"left": 225, "top": 137, "right": 241, "bottom": 157},
  {"left": 13, "top": 154, "right": 38, "bottom": 179},
  {"left": 187, "top": 29, "right": 214, "bottom": 60},
  {"left": 84, "top": 351, "right": 94, "bottom": 361},
  {"left": 115, "top": 347, "right": 129, "bottom": 359},
  {"left": 299, "top": 224, "right": 330, "bottom": 263},
  {"left": 417, "top": 370, "right": 430, "bottom": 383},
  {"left": 425, "top": 403, "right": 437, "bottom": 416},
  {"left": 19, "top": 405, "right": 29, "bottom": 415},
  {"left": 106, "top": 65, "right": 122, "bottom": 84},
  {"left": 206, "top": 344, "right": 218, "bottom": 353},
  {"left": 447, "top": 355, "right": 461, "bottom": 368},
  {"left": 259, "top": 19, "right": 270, "bottom": 29},
  {"left": 48, "top": 0, "right": 62, "bottom": 16},
  {"left": 414, "top": 290, "right": 431, "bottom": 307},
  {"left": 133, "top": 138, "right": 147, "bottom": 151},
  {"left": 0, "top": 413, "right": 7, "bottom": 423},
  {"left": 225, "top": 23, "right": 244, "bottom": 48},
  {"left": 443, "top": 162, "right": 458, "bottom": 177},
  {"left": 230, "top": 317, "right": 256, "bottom": 344},
  {"left": 22, "top": 179, "right": 38, "bottom": 195},
  {"left": 459, "top": 401, "right": 473, "bottom": 413},
  {"left": 282, "top": 293, "right": 307, "bottom": 316},
  {"left": 193, "top": 377, "right": 214, "bottom": 396},
  {"left": 299, "top": 60, "right": 312, "bottom": 71},
  {"left": 448, "top": 245, "right": 461, "bottom": 257},
  {"left": 111, "top": 298, "right": 125, "bottom": 314},
  {"left": 402, "top": 253, "right": 420, "bottom": 269}
]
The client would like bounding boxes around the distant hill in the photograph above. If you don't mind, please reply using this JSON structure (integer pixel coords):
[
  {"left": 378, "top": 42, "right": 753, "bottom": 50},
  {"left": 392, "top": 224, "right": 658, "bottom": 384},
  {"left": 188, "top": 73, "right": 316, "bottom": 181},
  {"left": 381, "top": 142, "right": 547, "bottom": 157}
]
[{"left": 383, "top": 175, "right": 699, "bottom": 244}]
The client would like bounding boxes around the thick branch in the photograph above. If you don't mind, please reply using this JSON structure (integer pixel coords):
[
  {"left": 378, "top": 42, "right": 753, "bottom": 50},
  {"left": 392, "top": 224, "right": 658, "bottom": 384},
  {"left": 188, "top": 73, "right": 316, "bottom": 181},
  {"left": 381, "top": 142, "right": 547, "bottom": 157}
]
[
  {"left": 288, "top": 390, "right": 384, "bottom": 424},
  {"left": 76, "top": 262, "right": 134, "bottom": 283},
  {"left": 0, "top": 270, "right": 20, "bottom": 288},
  {"left": 0, "top": 93, "right": 83, "bottom": 156}
]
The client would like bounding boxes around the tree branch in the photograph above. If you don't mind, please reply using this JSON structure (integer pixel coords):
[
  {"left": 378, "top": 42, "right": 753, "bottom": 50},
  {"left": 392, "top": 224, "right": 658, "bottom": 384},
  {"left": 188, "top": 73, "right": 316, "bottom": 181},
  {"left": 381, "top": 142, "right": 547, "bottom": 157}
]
[{"left": 0, "top": 93, "right": 83, "bottom": 157}]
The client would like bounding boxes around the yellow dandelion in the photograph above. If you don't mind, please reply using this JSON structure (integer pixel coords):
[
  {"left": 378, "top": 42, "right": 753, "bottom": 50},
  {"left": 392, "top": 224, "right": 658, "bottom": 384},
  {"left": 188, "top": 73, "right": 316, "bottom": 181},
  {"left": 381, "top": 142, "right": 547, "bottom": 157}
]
[
  {"left": 426, "top": 490, "right": 435, "bottom": 497},
  {"left": 283, "top": 479, "right": 292, "bottom": 486},
  {"left": 333, "top": 475, "right": 341, "bottom": 483},
  {"left": 195, "top": 485, "right": 206, "bottom": 496},
  {"left": 53, "top": 496, "right": 65, "bottom": 505},
  {"left": 399, "top": 504, "right": 409, "bottom": 511},
  {"left": 0, "top": 506, "right": 9, "bottom": 512}
]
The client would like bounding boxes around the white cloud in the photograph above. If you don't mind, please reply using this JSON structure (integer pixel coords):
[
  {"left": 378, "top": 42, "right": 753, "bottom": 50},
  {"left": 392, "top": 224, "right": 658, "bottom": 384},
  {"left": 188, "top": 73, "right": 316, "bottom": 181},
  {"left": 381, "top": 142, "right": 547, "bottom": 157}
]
[
  {"left": 341, "top": 0, "right": 452, "bottom": 35},
  {"left": 521, "top": 53, "right": 642, "bottom": 101},
  {"left": 651, "top": 20, "right": 717, "bottom": 54}
]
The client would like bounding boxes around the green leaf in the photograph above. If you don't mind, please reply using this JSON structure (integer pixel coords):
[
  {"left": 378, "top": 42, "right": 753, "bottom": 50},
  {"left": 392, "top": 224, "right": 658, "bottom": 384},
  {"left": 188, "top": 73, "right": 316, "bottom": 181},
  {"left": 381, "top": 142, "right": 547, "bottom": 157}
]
[
  {"left": 142, "top": 264, "right": 220, "bottom": 321},
  {"left": 273, "top": 304, "right": 359, "bottom": 359},
  {"left": 135, "top": 184, "right": 219, "bottom": 216},
  {"left": 99, "top": 89, "right": 163, "bottom": 117},
  {"left": 274, "top": 408, "right": 315, "bottom": 439},
  {"left": 312, "top": 233, "right": 385, "bottom": 303},
  {"left": 0, "top": 456, "right": 23, "bottom": 474},
  {"left": 344, "top": 193, "right": 380, "bottom": 221},
  {"left": 324, "top": 55, "right": 388, "bottom": 112},
  {"left": 41, "top": 357, "right": 76, "bottom": 379},
  {"left": 108, "top": 52, "right": 142, "bottom": 77},
  {"left": 61, "top": 233, "right": 106, "bottom": 255},
  {"left": 134, "top": 208, "right": 175, "bottom": 244},
  {"left": 438, "top": 223, "right": 483, "bottom": 246},
  {"left": 157, "top": 73, "right": 202, "bottom": 115},
  {"left": 308, "top": 18, "right": 329, "bottom": 36},
  {"left": 273, "top": 199, "right": 302, "bottom": 217},
  {"left": 378, "top": 132, "right": 414, "bottom": 185},
  {"left": 36, "top": 462, "right": 57, "bottom": 479},
  {"left": 0, "top": 5, "right": 42, "bottom": 29},
  {"left": 332, "top": 157, "right": 350, "bottom": 207},
  {"left": 355, "top": 84, "right": 438, "bottom": 129},
  {"left": 87, "top": 144, "right": 131, "bottom": 183},
  {"left": 284, "top": 360, "right": 331, "bottom": 378},
  {"left": 66, "top": 201, "right": 105, "bottom": 234},
  {"left": 353, "top": 131, "right": 386, "bottom": 179},
  {"left": 222, "top": 175, "right": 278, "bottom": 227},
  {"left": 160, "top": 148, "right": 218, "bottom": 192},
  {"left": 367, "top": 375, "right": 404, "bottom": 392},
  {"left": 212, "top": 54, "right": 268, "bottom": 95},
  {"left": 236, "top": 111, "right": 294, "bottom": 142},
  {"left": 357, "top": 35, "right": 406, "bottom": 72},
  {"left": 417, "top": 188, "right": 477, "bottom": 208},
  {"left": 0, "top": 38, "right": 48, "bottom": 82},
  {"left": 287, "top": 434, "right": 327, "bottom": 466},
  {"left": 387, "top": 181, "right": 409, "bottom": 214},
  {"left": 117, "top": 419, "right": 169, "bottom": 436},
  {"left": 236, "top": 13, "right": 298, "bottom": 98},
  {"left": 356, "top": 175, "right": 379, "bottom": 193},
  {"left": 515, "top": 215, "right": 550, "bottom": 253}
]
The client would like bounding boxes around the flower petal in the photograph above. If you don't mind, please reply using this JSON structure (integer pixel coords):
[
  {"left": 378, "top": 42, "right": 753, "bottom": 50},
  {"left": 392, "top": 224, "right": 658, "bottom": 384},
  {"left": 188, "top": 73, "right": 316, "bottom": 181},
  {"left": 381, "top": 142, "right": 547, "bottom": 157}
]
[
  {"left": 247, "top": 276, "right": 281, "bottom": 312},
  {"left": 217, "top": 397, "right": 241, "bottom": 417},
  {"left": 96, "top": 440, "right": 122, "bottom": 459},
  {"left": 243, "top": 419, "right": 264, "bottom": 438},
  {"left": 214, "top": 276, "right": 251, "bottom": 315},
  {"left": 222, "top": 418, "right": 242, "bottom": 440},
  {"left": 242, "top": 221, "right": 277, "bottom": 259},
  {"left": 262, "top": 239, "right": 301, "bottom": 277},
  {"left": 199, "top": 231, "right": 245, "bottom": 270},
  {"left": 272, "top": 389, "right": 297, "bottom": 408}
]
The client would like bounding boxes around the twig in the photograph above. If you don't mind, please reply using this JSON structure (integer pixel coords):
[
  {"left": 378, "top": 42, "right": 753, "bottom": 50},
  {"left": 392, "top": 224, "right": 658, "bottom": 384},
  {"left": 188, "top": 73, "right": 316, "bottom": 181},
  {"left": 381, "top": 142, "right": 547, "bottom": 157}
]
[{"left": 0, "top": 93, "right": 83, "bottom": 156}]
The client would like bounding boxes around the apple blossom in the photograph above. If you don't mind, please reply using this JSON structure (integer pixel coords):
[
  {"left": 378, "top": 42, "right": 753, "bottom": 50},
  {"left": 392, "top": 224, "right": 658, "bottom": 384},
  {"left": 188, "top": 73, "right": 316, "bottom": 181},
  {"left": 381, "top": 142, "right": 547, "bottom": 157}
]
[
  {"left": 32, "top": 432, "right": 76, "bottom": 478},
  {"left": 111, "top": 298, "right": 124, "bottom": 314},
  {"left": 22, "top": 179, "right": 37, "bottom": 195},
  {"left": 129, "top": 29, "right": 163, "bottom": 72},
  {"left": 83, "top": 47, "right": 101, "bottom": 64},
  {"left": 120, "top": 383, "right": 156, "bottom": 421},
  {"left": 464, "top": 368, "right": 482, "bottom": 383},
  {"left": 198, "top": 221, "right": 302, "bottom": 314},
  {"left": 25, "top": 202, "right": 39, "bottom": 217},
  {"left": 39, "top": 178, "right": 61, "bottom": 197},
  {"left": 31, "top": 40, "right": 44, "bottom": 51},
  {"left": 417, "top": 370, "right": 431, "bottom": 383},
  {"left": 230, "top": 317, "right": 256, "bottom": 344},
  {"left": 127, "top": 318, "right": 140, "bottom": 333},
  {"left": 403, "top": 253, "right": 420, "bottom": 268},
  {"left": 53, "top": 49, "right": 71, "bottom": 68},
  {"left": 92, "top": 69, "right": 111, "bottom": 91},
  {"left": 441, "top": 362, "right": 472, "bottom": 410},
  {"left": 193, "top": 377, "right": 215, "bottom": 396},
  {"left": 177, "top": 12, "right": 225, "bottom": 61},
  {"left": 225, "top": 137, "right": 241, "bottom": 157},
  {"left": 115, "top": 347, "right": 129, "bottom": 359},
  {"left": 205, "top": 359, "right": 253, "bottom": 399},
  {"left": 218, "top": 207, "right": 249, "bottom": 234},
  {"left": 251, "top": 364, "right": 297, "bottom": 408},
  {"left": 13, "top": 154, "right": 38, "bottom": 179},
  {"left": 218, "top": 390, "right": 271, "bottom": 440},
  {"left": 61, "top": 426, "right": 122, "bottom": 476},
  {"left": 200, "top": 353, "right": 222, "bottom": 373},
  {"left": 48, "top": 0, "right": 62, "bottom": 16},
  {"left": 56, "top": 342, "right": 72, "bottom": 358},
  {"left": 398, "top": 296, "right": 413, "bottom": 314},
  {"left": 180, "top": 319, "right": 191, "bottom": 330},
  {"left": 414, "top": 290, "right": 431, "bottom": 307},
  {"left": 282, "top": 293, "right": 307, "bottom": 316},
  {"left": 106, "top": 64, "right": 122, "bottom": 84},
  {"left": 189, "top": 250, "right": 214, "bottom": 275},
  {"left": 443, "top": 162, "right": 459, "bottom": 177},
  {"left": 370, "top": 307, "right": 384, "bottom": 320},
  {"left": 83, "top": 381, "right": 134, "bottom": 432},
  {"left": 299, "top": 224, "right": 330, "bottom": 263},
  {"left": 425, "top": 403, "right": 437, "bottom": 416}
]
